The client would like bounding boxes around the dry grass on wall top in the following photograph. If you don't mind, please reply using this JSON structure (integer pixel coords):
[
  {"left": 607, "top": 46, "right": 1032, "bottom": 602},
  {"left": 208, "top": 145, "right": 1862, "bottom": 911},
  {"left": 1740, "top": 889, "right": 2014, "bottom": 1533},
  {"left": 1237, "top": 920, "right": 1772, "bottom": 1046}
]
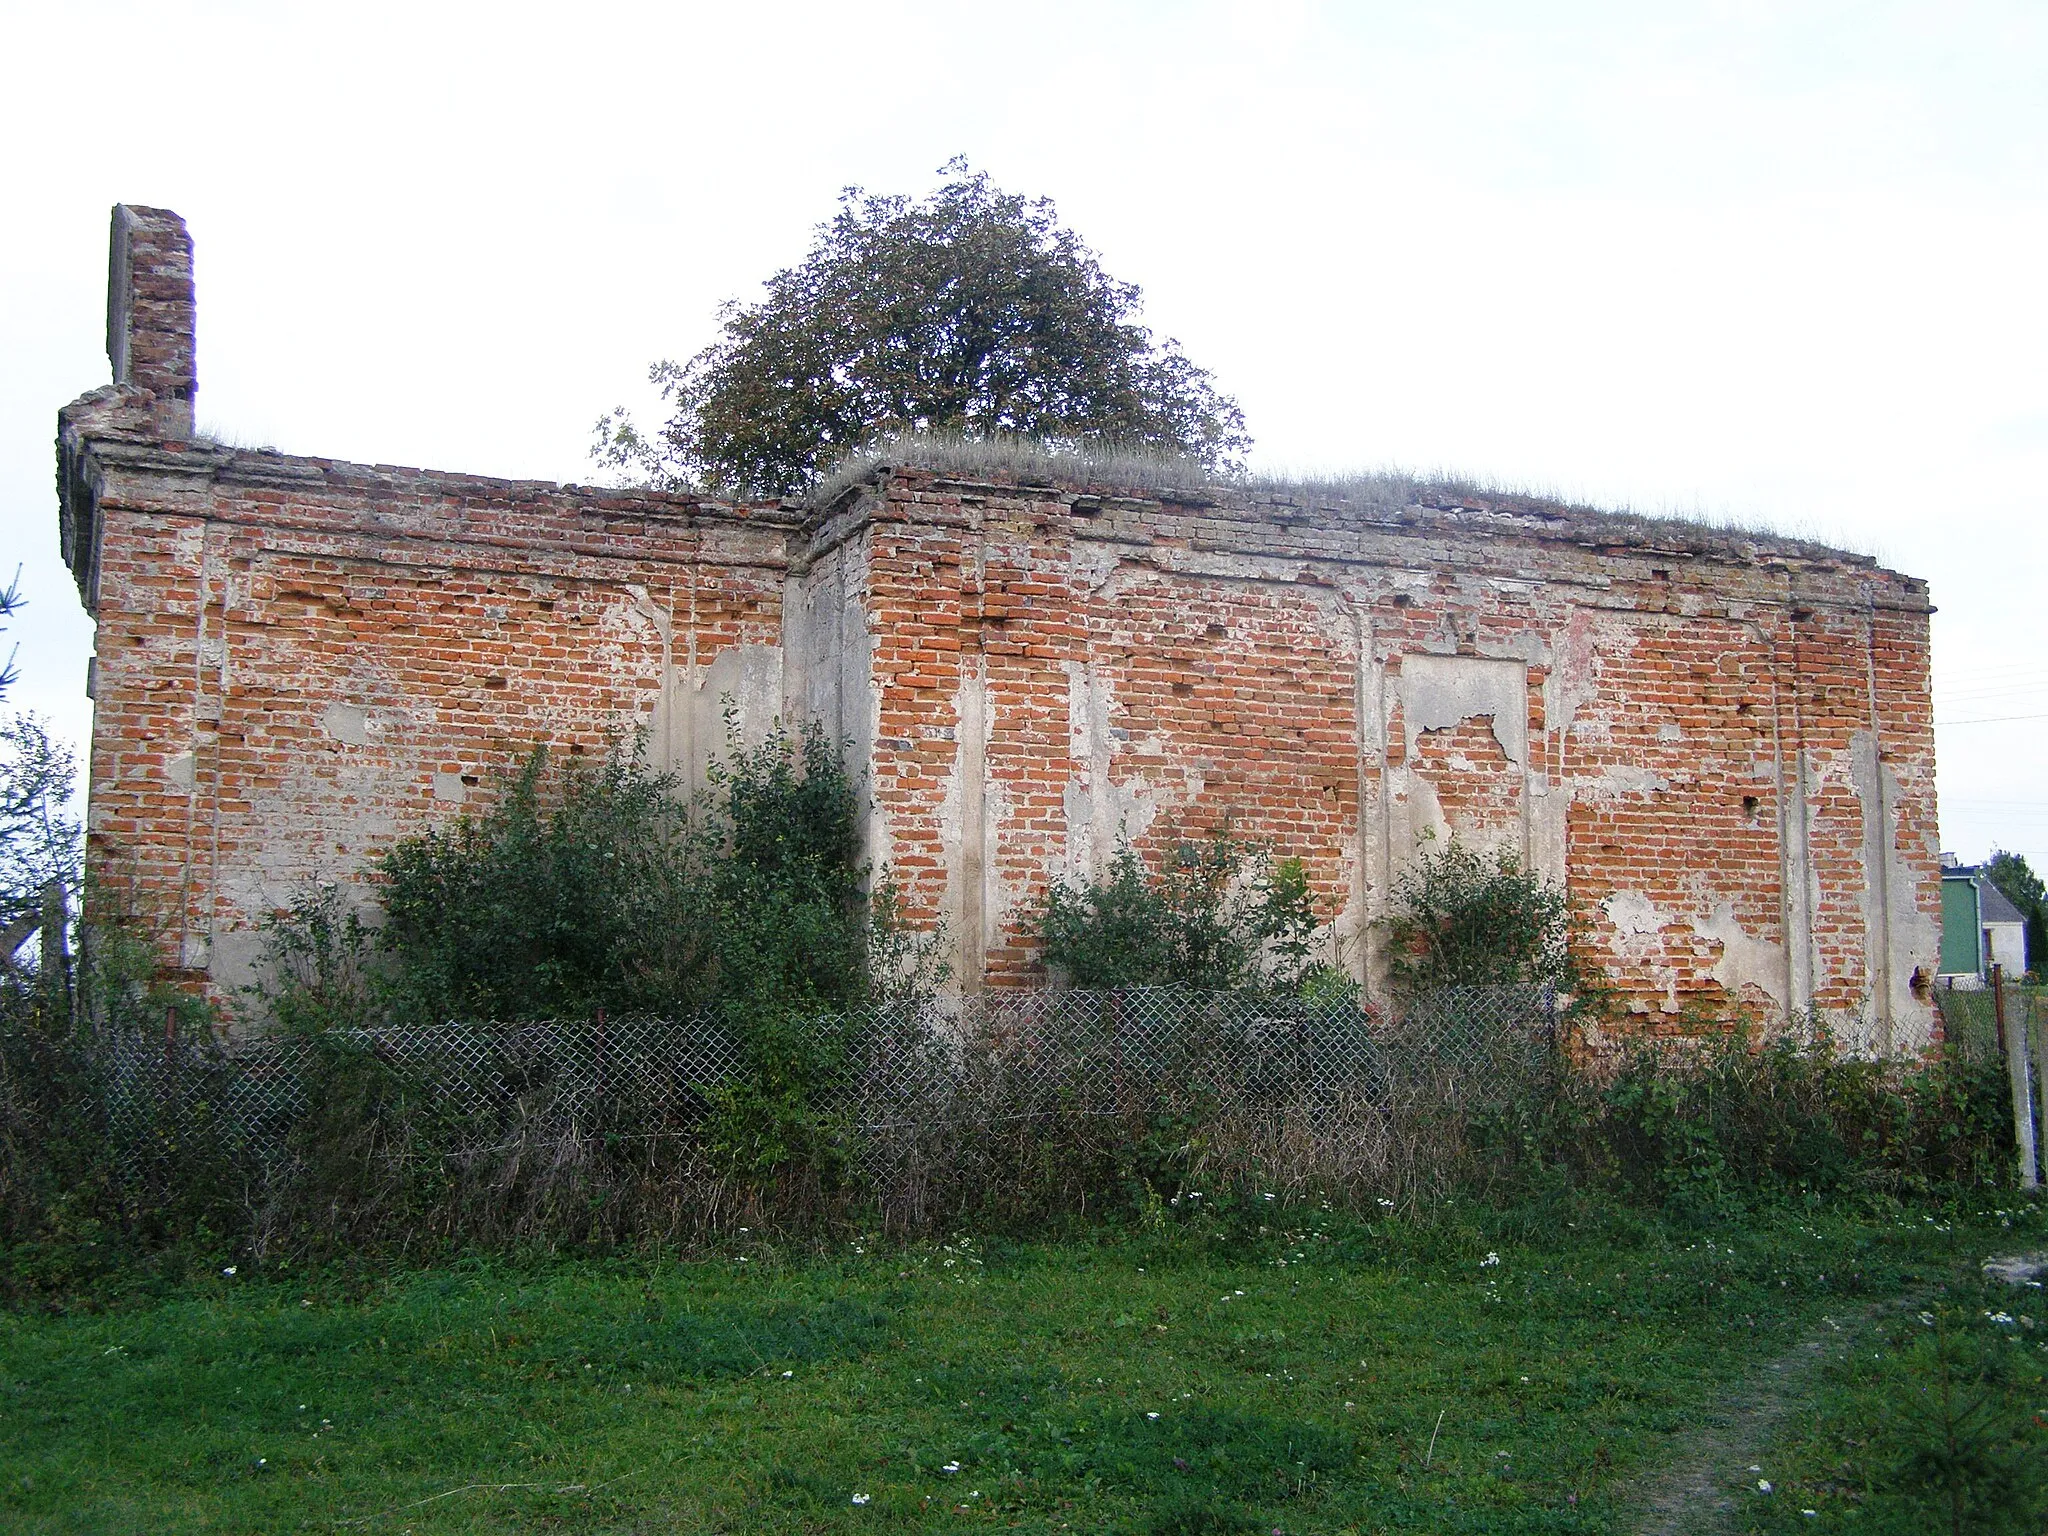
[{"left": 806, "top": 431, "right": 1876, "bottom": 564}]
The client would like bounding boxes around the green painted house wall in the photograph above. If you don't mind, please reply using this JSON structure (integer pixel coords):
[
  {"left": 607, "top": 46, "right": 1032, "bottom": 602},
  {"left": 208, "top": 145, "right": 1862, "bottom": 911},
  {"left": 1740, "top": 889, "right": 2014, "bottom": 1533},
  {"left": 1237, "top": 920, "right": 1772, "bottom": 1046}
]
[{"left": 1940, "top": 876, "right": 1983, "bottom": 975}]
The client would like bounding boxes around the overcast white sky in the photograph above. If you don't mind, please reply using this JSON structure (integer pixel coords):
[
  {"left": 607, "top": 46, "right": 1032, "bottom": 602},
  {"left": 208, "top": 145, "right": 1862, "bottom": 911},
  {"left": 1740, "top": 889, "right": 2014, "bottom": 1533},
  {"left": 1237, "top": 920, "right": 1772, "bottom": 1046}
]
[{"left": 3, "top": 0, "right": 2044, "bottom": 864}]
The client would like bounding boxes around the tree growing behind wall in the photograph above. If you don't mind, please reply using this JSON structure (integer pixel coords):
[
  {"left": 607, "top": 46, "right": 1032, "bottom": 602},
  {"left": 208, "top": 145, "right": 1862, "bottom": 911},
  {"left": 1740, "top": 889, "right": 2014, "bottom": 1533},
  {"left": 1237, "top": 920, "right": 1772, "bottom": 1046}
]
[
  {"left": 592, "top": 159, "right": 1252, "bottom": 497},
  {"left": 1984, "top": 849, "right": 2047, "bottom": 977},
  {"left": 1038, "top": 831, "right": 1319, "bottom": 993}
]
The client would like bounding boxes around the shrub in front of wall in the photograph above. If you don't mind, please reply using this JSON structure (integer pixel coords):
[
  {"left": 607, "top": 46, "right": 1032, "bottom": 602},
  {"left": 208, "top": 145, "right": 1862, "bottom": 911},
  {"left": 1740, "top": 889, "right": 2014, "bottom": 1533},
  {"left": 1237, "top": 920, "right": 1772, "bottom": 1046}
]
[
  {"left": 259, "top": 723, "right": 893, "bottom": 1241},
  {"left": 375, "top": 744, "right": 706, "bottom": 1024},
  {"left": 1038, "top": 831, "right": 1319, "bottom": 993},
  {"left": 1379, "top": 833, "right": 1592, "bottom": 1000}
]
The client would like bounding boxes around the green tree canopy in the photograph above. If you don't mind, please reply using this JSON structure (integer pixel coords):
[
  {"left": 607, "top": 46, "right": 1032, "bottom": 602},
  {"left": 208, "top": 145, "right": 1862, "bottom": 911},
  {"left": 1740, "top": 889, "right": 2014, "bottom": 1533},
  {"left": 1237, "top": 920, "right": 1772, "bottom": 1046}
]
[
  {"left": 594, "top": 159, "right": 1251, "bottom": 498},
  {"left": 0, "top": 568, "right": 22, "bottom": 701},
  {"left": 1985, "top": 849, "right": 2048, "bottom": 975},
  {"left": 0, "top": 715, "right": 80, "bottom": 926}
]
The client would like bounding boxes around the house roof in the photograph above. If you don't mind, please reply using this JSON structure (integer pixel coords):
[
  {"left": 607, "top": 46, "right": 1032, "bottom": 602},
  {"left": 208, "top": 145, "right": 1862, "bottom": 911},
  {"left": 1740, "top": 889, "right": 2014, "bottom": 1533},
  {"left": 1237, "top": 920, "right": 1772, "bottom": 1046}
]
[{"left": 1980, "top": 882, "right": 2028, "bottom": 926}]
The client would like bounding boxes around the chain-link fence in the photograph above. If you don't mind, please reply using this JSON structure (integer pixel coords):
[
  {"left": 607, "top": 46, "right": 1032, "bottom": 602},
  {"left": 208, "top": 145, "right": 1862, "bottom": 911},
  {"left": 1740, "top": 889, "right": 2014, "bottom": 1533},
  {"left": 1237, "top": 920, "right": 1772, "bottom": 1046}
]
[
  {"left": 1934, "top": 982, "right": 2047, "bottom": 1187},
  {"left": 69, "top": 985, "right": 1561, "bottom": 1192},
  {"left": 10, "top": 983, "right": 2025, "bottom": 1241},
  {"left": 1933, "top": 982, "right": 2046, "bottom": 1066}
]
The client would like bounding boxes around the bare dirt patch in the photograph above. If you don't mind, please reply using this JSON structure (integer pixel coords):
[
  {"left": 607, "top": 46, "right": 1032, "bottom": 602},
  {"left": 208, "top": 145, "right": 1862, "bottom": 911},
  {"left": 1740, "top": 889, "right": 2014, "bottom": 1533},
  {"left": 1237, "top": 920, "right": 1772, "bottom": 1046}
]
[{"left": 1629, "top": 1305, "right": 1890, "bottom": 1536}]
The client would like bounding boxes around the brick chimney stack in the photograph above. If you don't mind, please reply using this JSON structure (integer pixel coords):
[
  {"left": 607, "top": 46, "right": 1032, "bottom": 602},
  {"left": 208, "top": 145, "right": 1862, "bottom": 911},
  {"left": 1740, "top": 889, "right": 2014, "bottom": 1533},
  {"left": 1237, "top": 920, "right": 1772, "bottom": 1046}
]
[{"left": 106, "top": 204, "right": 196, "bottom": 438}]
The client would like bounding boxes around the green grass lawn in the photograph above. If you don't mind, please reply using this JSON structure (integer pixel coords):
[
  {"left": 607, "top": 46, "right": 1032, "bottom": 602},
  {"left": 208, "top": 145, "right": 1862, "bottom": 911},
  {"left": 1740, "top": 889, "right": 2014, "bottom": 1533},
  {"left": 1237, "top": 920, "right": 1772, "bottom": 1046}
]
[
  {"left": 1734, "top": 1230, "right": 2048, "bottom": 1536},
  {"left": 0, "top": 1200, "right": 2040, "bottom": 1534}
]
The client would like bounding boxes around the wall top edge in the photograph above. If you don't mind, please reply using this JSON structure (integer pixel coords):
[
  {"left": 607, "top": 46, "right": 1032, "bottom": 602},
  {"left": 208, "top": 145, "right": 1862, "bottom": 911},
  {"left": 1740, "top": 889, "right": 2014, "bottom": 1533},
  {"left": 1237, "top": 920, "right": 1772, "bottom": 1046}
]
[
  {"left": 57, "top": 395, "right": 1925, "bottom": 597},
  {"left": 828, "top": 464, "right": 1922, "bottom": 590},
  {"left": 59, "top": 399, "right": 805, "bottom": 529}
]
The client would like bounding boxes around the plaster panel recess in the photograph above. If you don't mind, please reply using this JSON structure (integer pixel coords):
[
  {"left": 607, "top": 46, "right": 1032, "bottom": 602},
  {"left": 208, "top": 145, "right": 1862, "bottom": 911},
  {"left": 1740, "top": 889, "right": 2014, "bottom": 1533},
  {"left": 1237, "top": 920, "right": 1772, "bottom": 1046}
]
[
  {"left": 1384, "top": 652, "right": 1533, "bottom": 872},
  {"left": 56, "top": 204, "right": 1944, "bottom": 1051}
]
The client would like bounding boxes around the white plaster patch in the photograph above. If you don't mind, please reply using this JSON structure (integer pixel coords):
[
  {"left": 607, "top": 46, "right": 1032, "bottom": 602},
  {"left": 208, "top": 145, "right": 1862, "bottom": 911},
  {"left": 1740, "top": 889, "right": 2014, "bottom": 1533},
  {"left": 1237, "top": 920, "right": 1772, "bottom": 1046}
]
[
  {"left": 1851, "top": 733, "right": 1942, "bottom": 1051},
  {"left": 1479, "top": 629, "right": 1551, "bottom": 667},
  {"left": 1696, "top": 902, "right": 1788, "bottom": 1008},
  {"left": 1545, "top": 607, "right": 1605, "bottom": 742},
  {"left": 322, "top": 702, "right": 370, "bottom": 746},
  {"left": 1070, "top": 542, "right": 1124, "bottom": 595},
  {"left": 1395, "top": 653, "right": 1526, "bottom": 764},
  {"left": 1576, "top": 764, "right": 1673, "bottom": 802},
  {"left": 432, "top": 772, "right": 467, "bottom": 804},
  {"left": 698, "top": 643, "right": 785, "bottom": 753},
  {"left": 165, "top": 750, "right": 195, "bottom": 789},
  {"left": 1603, "top": 889, "right": 1666, "bottom": 939}
]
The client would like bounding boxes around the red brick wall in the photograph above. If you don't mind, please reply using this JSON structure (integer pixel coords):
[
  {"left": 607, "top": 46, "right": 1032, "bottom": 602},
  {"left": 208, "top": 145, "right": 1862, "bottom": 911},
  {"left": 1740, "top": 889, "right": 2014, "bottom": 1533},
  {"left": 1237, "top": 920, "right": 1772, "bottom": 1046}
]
[
  {"left": 59, "top": 206, "right": 1939, "bottom": 1044},
  {"left": 62, "top": 435, "right": 1938, "bottom": 1043},
  {"left": 849, "top": 473, "right": 1939, "bottom": 1043},
  {"left": 73, "top": 441, "right": 794, "bottom": 993}
]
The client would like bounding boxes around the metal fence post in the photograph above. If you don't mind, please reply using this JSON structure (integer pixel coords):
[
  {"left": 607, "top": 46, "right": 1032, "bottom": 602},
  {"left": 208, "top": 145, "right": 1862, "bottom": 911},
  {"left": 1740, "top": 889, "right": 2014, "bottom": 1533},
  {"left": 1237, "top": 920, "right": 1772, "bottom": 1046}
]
[
  {"left": 161, "top": 1003, "right": 180, "bottom": 1195},
  {"left": 1992, "top": 964, "right": 2008, "bottom": 1057},
  {"left": 1994, "top": 966, "right": 2038, "bottom": 1189},
  {"left": 2033, "top": 993, "right": 2047, "bottom": 1191}
]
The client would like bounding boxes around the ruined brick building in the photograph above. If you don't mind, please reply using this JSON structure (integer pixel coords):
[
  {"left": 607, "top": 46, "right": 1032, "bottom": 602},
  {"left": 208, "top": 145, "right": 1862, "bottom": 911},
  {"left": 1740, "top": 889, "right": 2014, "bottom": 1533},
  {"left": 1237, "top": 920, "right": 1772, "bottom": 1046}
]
[{"left": 58, "top": 207, "right": 1942, "bottom": 1046}]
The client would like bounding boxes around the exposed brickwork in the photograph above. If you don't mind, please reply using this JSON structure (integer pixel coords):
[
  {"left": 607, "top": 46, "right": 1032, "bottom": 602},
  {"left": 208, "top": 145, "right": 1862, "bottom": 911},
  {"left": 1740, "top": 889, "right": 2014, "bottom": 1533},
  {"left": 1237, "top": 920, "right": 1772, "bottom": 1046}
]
[
  {"left": 831, "top": 472, "right": 1939, "bottom": 1042},
  {"left": 57, "top": 207, "right": 1943, "bottom": 1046},
  {"left": 106, "top": 205, "right": 197, "bottom": 437},
  {"left": 61, "top": 415, "right": 796, "bottom": 990}
]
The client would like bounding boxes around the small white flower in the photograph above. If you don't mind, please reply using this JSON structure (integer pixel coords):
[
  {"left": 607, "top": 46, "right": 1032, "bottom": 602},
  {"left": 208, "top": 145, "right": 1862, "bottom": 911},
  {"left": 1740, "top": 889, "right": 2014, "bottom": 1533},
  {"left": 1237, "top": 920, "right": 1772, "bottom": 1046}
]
[
  {"left": 1146, "top": 1411, "right": 1161, "bottom": 1420},
  {"left": 781, "top": 1370, "right": 793, "bottom": 1378},
  {"left": 1986, "top": 1311, "right": 2016, "bottom": 1325},
  {"left": 1481, "top": 1252, "right": 1502, "bottom": 1267},
  {"left": 851, "top": 1492, "right": 870, "bottom": 1505},
  {"left": 941, "top": 1461, "right": 960, "bottom": 1474},
  {"left": 1802, "top": 1510, "right": 1818, "bottom": 1518},
  {"left": 221, "top": 1266, "right": 237, "bottom": 1277},
  {"left": 1376, "top": 1198, "right": 1395, "bottom": 1208},
  {"left": 1758, "top": 1479, "right": 1773, "bottom": 1493},
  {"left": 1919, "top": 1312, "right": 1936, "bottom": 1326}
]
